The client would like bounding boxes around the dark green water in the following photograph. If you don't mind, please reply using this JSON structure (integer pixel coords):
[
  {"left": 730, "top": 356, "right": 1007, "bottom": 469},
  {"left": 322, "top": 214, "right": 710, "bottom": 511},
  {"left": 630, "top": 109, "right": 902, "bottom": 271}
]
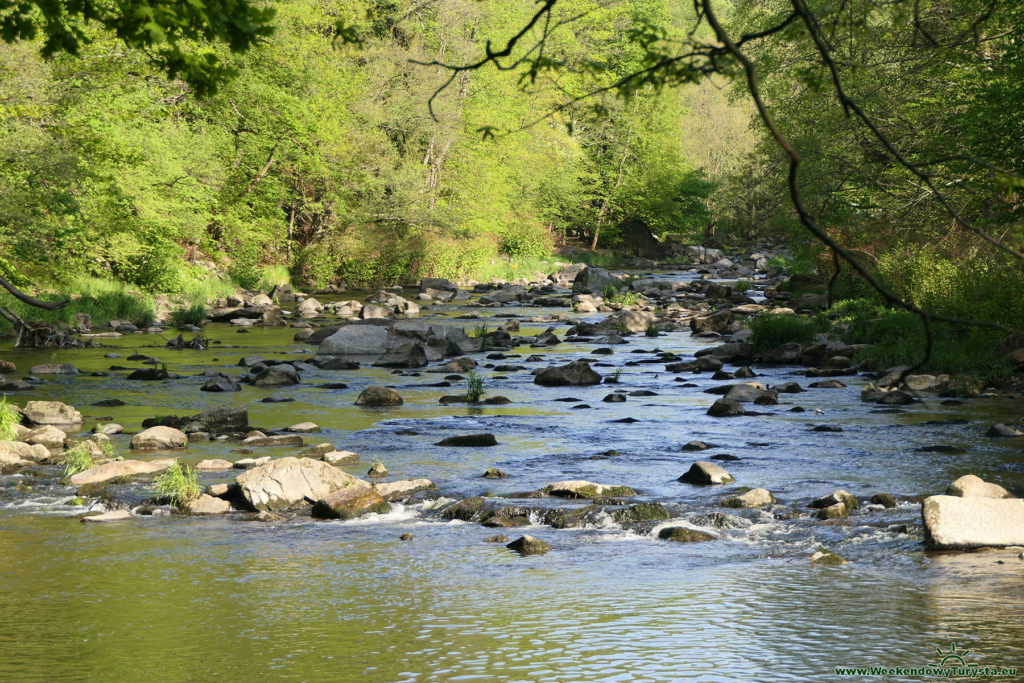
[{"left": 2, "top": 288, "right": 1023, "bottom": 681}]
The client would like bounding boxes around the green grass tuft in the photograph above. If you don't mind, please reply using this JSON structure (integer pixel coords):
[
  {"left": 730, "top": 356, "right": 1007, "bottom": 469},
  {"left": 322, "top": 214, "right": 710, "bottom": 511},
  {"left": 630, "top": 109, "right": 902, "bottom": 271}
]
[
  {"left": 466, "top": 371, "right": 485, "bottom": 403},
  {"left": 63, "top": 443, "right": 94, "bottom": 477},
  {"left": 153, "top": 462, "right": 201, "bottom": 508},
  {"left": 170, "top": 304, "right": 207, "bottom": 328}
]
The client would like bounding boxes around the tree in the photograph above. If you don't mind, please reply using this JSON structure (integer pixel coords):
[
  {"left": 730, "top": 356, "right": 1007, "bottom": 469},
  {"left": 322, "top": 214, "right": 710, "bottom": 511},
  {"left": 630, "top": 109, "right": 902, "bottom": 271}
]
[
  {"left": 0, "top": 0, "right": 275, "bottom": 95},
  {"left": 412, "top": 0, "right": 1023, "bottom": 372}
]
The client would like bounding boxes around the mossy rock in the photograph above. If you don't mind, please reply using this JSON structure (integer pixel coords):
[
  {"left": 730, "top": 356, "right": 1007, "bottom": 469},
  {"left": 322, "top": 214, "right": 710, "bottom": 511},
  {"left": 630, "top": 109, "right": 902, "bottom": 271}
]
[
  {"left": 811, "top": 549, "right": 846, "bottom": 565},
  {"left": 439, "top": 497, "right": 491, "bottom": 522},
  {"left": 610, "top": 503, "right": 671, "bottom": 525}
]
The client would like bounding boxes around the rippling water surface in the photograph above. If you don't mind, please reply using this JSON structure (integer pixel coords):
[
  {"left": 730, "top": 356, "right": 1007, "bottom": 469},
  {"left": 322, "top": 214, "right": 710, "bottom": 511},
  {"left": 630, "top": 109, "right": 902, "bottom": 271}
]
[{"left": 2, "top": 278, "right": 1022, "bottom": 681}]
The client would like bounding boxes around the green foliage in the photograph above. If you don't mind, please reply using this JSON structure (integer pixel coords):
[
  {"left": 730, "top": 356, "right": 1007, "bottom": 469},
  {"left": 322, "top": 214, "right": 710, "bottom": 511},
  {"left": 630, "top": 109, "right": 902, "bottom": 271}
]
[
  {"left": 0, "top": 0, "right": 275, "bottom": 96},
  {"left": 749, "top": 314, "right": 829, "bottom": 353},
  {"left": 153, "top": 462, "right": 201, "bottom": 508},
  {"left": 62, "top": 443, "right": 94, "bottom": 478},
  {"left": 467, "top": 323, "right": 490, "bottom": 339},
  {"left": 602, "top": 285, "right": 638, "bottom": 306},
  {"left": 832, "top": 305, "right": 1014, "bottom": 385},
  {"left": 645, "top": 322, "right": 659, "bottom": 337},
  {"left": 170, "top": 304, "right": 207, "bottom": 328},
  {"left": 0, "top": 396, "right": 18, "bottom": 440},
  {"left": 0, "top": 277, "right": 155, "bottom": 334},
  {"left": 734, "top": 280, "right": 751, "bottom": 293},
  {"left": 466, "top": 371, "right": 485, "bottom": 403}
]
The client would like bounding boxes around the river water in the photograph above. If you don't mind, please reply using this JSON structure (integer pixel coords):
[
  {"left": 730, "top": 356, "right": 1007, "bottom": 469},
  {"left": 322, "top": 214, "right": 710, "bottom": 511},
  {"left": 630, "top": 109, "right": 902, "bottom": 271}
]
[{"left": 2, "top": 278, "right": 1022, "bottom": 681}]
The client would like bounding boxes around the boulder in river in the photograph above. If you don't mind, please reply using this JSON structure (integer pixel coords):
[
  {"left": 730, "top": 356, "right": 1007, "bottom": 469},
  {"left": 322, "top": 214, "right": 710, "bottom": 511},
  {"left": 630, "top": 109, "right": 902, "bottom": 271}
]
[
  {"left": 70, "top": 458, "right": 176, "bottom": 486},
  {"left": 0, "top": 440, "right": 51, "bottom": 464},
  {"left": 198, "top": 407, "right": 249, "bottom": 433},
  {"left": 375, "top": 479, "right": 435, "bottom": 501},
  {"left": 543, "top": 480, "right": 636, "bottom": 499},
  {"left": 355, "top": 386, "right": 403, "bottom": 407},
  {"left": 436, "top": 433, "right": 497, "bottom": 447},
  {"left": 706, "top": 398, "right": 744, "bottom": 417},
  {"left": 946, "top": 474, "right": 1012, "bottom": 499},
  {"left": 201, "top": 377, "right": 241, "bottom": 392},
  {"left": 810, "top": 489, "right": 859, "bottom": 519},
  {"left": 22, "top": 401, "right": 82, "bottom": 426},
  {"left": 986, "top": 423, "right": 1024, "bottom": 438},
  {"left": 24, "top": 425, "right": 67, "bottom": 449},
  {"left": 185, "top": 494, "right": 231, "bottom": 515},
  {"left": 311, "top": 486, "right": 389, "bottom": 519},
  {"left": 678, "top": 461, "right": 735, "bottom": 485},
  {"left": 30, "top": 363, "right": 79, "bottom": 375},
  {"left": 534, "top": 359, "right": 602, "bottom": 386},
  {"left": 235, "top": 456, "right": 368, "bottom": 511},
  {"left": 130, "top": 426, "right": 187, "bottom": 450},
  {"left": 722, "top": 488, "right": 776, "bottom": 508},
  {"left": 252, "top": 364, "right": 300, "bottom": 387},
  {"left": 923, "top": 495, "right": 1024, "bottom": 549},
  {"left": 506, "top": 535, "right": 552, "bottom": 556},
  {"left": 657, "top": 527, "right": 715, "bottom": 543}
]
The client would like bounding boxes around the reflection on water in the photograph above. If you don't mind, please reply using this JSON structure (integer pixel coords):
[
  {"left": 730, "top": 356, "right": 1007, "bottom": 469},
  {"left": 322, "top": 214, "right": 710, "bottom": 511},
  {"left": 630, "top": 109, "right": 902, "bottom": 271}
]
[{"left": 1, "top": 285, "right": 1023, "bottom": 680}]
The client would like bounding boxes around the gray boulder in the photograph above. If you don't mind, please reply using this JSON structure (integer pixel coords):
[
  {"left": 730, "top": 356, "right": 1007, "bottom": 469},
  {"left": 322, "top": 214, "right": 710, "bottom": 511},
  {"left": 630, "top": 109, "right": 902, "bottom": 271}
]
[
  {"left": 70, "top": 458, "right": 176, "bottom": 486},
  {"left": 534, "top": 359, "right": 602, "bottom": 386},
  {"left": 23, "top": 400, "right": 82, "bottom": 426},
  {"left": 572, "top": 266, "right": 616, "bottom": 294},
  {"left": 235, "top": 456, "right": 368, "bottom": 511},
  {"left": 707, "top": 398, "right": 744, "bottom": 417},
  {"left": 252, "top": 364, "right": 299, "bottom": 387},
  {"left": 946, "top": 474, "right": 1012, "bottom": 499},
  {"left": 199, "top": 406, "right": 248, "bottom": 432}
]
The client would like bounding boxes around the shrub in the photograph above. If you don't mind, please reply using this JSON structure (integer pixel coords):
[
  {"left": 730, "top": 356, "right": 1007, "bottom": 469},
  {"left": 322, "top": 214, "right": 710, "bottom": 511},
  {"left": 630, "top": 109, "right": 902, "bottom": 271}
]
[
  {"left": 466, "top": 371, "right": 485, "bottom": 403},
  {"left": 749, "top": 314, "right": 828, "bottom": 352},
  {"left": 153, "top": 463, "right": 201, "bottom": 508},
  {"left": 170, "top": 304, "right": 207, "bottom": 328}
]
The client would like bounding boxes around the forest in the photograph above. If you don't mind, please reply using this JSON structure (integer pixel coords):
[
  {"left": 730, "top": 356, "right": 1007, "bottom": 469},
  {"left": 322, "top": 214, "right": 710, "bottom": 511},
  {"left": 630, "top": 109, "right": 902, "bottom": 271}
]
[{"left": 1, "top": 0, "right": 1022, "bottom": 365}]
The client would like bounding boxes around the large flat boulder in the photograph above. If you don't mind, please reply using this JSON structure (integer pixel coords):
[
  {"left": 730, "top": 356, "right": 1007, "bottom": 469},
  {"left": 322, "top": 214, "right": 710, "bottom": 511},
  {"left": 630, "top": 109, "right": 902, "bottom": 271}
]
[
  {"left": 23, "top": 400, "right": 82, "bottom": 425},
  {"left": 70, "top": 458, "right": 176, "bottom": 486},
  {"left": 923, "top": 495, "right": 1024, "bottom": 549},
  {"left": 317, "top": 324, "right": 391, "bottom": 357},
  {"left": 235, "top": 456, "right": 368, "bottom": 511}
]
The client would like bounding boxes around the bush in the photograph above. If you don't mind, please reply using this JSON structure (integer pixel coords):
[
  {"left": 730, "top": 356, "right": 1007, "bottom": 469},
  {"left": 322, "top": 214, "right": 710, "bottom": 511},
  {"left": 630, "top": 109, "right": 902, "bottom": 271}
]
[
  {"left": 749, "top": 314, "right": 828, "bottom": 352},
  {"left": 466, "top": 371, "right": 485, "bottom": 403},
  {"left": 153, "top": 463, "right": 201, "bottom": 508},
  {"left": 498, "top": 224, "right": 551, "bottom": 259}
]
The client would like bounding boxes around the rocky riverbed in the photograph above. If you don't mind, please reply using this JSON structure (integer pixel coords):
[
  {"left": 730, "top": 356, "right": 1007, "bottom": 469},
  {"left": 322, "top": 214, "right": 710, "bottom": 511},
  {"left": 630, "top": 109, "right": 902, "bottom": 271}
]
[{"left": 1, "top": 250, "right": 1022, "bottom": 680}]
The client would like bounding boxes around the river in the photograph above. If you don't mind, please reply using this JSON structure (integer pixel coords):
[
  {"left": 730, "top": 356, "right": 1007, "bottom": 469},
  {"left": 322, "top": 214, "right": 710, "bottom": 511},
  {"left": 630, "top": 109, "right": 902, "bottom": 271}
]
[{"left": 2, "top": 276, "right": 1022, "bottom": 681}]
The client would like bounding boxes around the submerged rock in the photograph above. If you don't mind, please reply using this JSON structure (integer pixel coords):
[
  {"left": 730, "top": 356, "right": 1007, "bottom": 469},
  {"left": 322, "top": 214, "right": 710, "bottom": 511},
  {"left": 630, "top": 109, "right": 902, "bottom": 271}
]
[
  {"left": 810, "top": 490, "right": 859, "bottom": 519},
  {"left": 375, "top": 479, "right": 435, "bottom": 501},
  {"left": 986, "top": 423, "right": 1024, "bottom": 438},
  {"left": 436, "top": 433, "right": 497, "bottom": 447},
  {"left": 81, "top": 510, "right": 133, "bottom": 523}
]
